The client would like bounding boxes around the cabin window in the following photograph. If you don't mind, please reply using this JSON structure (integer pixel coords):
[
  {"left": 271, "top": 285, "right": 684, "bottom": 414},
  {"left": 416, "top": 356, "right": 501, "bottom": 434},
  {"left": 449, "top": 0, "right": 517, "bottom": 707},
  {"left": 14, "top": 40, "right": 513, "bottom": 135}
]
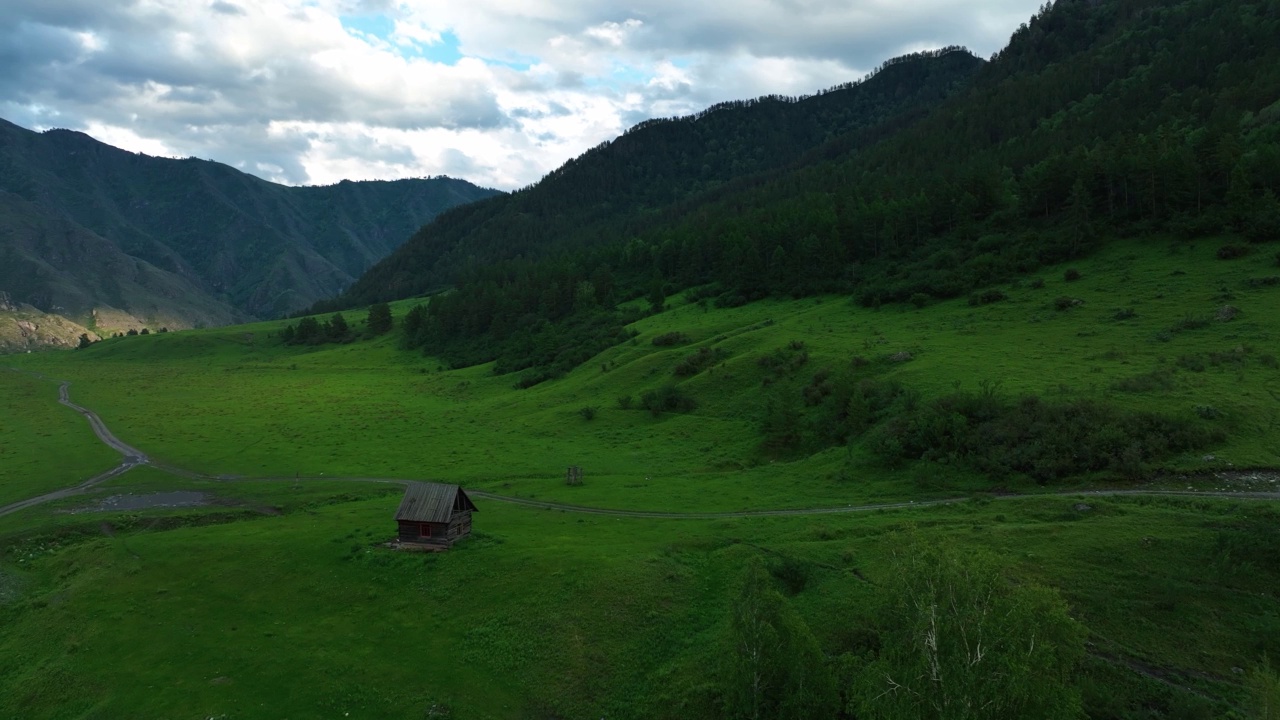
[{"left": 418, "top": 523, "right": 431, "bottom": 538}]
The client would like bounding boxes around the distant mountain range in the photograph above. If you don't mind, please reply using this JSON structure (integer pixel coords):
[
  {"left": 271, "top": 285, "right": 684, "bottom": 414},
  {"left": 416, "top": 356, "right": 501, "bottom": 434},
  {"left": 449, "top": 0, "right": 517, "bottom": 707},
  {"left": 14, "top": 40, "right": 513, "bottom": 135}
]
[{"left": 0, "top": 118, "right": 499, "bottom": 349}]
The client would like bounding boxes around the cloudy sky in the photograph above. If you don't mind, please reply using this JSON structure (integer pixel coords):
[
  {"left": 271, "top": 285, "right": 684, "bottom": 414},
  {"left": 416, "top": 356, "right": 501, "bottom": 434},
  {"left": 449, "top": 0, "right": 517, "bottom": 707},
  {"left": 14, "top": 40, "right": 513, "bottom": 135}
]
[{"left": 1, "top": 0, "right": 1044, "bottom": 190}]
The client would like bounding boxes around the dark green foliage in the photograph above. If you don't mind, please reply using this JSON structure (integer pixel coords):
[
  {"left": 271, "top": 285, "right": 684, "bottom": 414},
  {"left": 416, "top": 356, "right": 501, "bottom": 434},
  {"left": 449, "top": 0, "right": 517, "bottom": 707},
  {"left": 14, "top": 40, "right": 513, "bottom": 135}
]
[
  {"left": 1029, "top": 278, "right": 1046, "bottom": 289},
  {"left": 325, "top": 313, "right": 350, "bottom": 341},
  {"left": 968, "top": 288, "right": 1007, "bottom": 306},
  {"left": 126, "top": 329, "right": 138, "bottom": 336},
  {"left": 279, "top": 324, "right": 296, "bottom": 344},
  {"left": 365, "top": 303, "right": 392, "bottom": 336},
  {"left": 76, "top": 334, "right": 91, "bottom": 349},
  {"left": 139, "top": 328, "right": 150, "bottom": 335},
  {"left": 640, "top": 384, "right": 697, "bottom": 417},
  {"left": 651, "top": 331, "right": 689, "bottom": 347},
  {"left": 1064, "top": 268, "right": 1083, "bottom": 282},
  {"left": 577, "top": 406, "right": 597, "bottom": 421},
  {"left": 325, "top": 0, "right": 1279, "bottom": 389},
  {"left": 1054, "top": 296, "right": 1082, "bottom": 311},
  {"left": 1112, "top": 368, "right": 1177, "bottom": 393},
  {"left": 724, "top": 559, "right": 837, "bottom": 720},
  {"left": 757, "top": 343, "right": 809, "bottom": 375},
  {"left": 854, "top": 539, "right": 1086, "bottom": 719},
  {"left": 616, "top": 395, "right": 633, "bottom": 410},
  {"left": 291, "top": 317, "right": 321, "bottom": 345},
  {"left": 1112, "top": 307, "right": 1137, "bottom": 320},
  {"left": 908, "top": 292, "right": 931, "bottom": 308},
  {"left": 673, "top": 347, "right": 728, "bottom": 377},
  {"left": 866, "top": 391, "right": 1218, "bottom": 482},
  {"left": 1217, "top": 244, "right": 1250, "bottom": 260}
]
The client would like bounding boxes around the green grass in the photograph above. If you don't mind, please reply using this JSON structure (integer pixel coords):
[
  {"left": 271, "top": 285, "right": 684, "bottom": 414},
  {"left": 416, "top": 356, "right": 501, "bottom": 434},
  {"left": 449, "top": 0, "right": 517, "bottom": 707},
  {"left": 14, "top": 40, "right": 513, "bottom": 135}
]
[
  {"left": 2, "top": 236, "right": 1279, "bottom": 718},
  {"left": 0, "top": 370, "right": 122, "bottom": 507},
  {"left": 1, "top": 486, "right": 1274, "bottom": 718}
]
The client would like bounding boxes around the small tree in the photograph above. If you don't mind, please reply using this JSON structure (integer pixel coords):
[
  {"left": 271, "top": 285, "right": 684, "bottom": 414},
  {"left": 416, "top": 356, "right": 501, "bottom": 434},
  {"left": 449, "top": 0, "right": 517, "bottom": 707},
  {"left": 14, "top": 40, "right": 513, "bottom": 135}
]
[
  {"left": 854, "top": 537, "right": 1086, "bottom": 720},
  {"left": 77, "top": 333, "right": 92, "bottom": 349},
  {"left": 293, "top": 316, "right": 321, "bottom": 344},
  {"left": 140, "top": 328, "right": 150, "bottom": 335},
  {"left": 326, "top": 312, "right": 349, "bottom": 341},
  {"left": 126, "top": 328, "right": 138, "bottom": 336},
  {"left": 725, "top": 558, "right": 837, "bottom": 720},
  {"left": 280, "top": 324, "right": 296, "bottom": 344},
  {"left": 366, "top": 302, "right": 393, "bottom": 335}
]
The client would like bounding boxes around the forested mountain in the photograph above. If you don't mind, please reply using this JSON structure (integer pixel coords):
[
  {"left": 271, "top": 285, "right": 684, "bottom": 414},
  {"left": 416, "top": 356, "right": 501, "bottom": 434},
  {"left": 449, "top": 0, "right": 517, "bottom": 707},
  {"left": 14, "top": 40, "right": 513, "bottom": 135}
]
[
  {"left": 338, "top": 47, "right": 984, "bottom": 303},
  {"left": 332, "top": 0, "right": 1280, "bottom": 384},
  {"left": 0, "top": 119, "right": 500, "bottom": 339}
]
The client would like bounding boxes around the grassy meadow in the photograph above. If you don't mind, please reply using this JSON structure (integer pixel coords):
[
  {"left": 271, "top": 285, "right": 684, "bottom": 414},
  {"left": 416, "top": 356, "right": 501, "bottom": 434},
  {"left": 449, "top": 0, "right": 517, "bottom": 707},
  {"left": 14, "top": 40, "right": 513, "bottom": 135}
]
[
  {"left": 1, "top": 235, "right": 1279, "bottom": 718},
  {"left": 0, "top": 369, "right": 122, "bottom": 507}
]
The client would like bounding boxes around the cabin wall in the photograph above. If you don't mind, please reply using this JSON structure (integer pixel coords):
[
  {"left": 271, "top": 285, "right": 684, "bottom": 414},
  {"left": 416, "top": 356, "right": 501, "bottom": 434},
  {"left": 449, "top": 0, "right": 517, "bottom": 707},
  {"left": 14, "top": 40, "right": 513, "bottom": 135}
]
[
  {"left": 397, "top": 520, "right": 449, "bottom": 544},
  {"left": 447, "top": 511, "right": 473, "bottom": 541}
]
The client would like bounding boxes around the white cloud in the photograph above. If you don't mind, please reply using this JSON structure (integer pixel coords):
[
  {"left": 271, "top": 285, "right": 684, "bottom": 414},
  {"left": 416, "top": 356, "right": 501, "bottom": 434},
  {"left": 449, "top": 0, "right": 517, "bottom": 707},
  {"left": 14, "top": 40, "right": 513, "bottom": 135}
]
[{"left": 0, "top": 0, "right": 1046, "bottom": 189}]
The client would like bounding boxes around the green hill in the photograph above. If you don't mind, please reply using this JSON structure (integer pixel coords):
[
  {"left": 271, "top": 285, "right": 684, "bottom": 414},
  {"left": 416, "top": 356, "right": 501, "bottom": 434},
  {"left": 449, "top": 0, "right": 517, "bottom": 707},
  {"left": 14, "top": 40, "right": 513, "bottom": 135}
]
[
  {"left": 333, "top": 0, "right": 1279, "bottom": 385},
  {"left": 0, "top": 119, "right": 501, "bottom": 334}
]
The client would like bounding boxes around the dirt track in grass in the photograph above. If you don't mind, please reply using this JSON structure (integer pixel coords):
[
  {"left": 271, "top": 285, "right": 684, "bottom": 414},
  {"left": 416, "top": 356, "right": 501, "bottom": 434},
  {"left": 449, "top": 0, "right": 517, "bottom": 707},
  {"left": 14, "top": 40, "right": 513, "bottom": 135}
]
[{"left": 3, "top": 370, "right": 1278, "bottom": 520}]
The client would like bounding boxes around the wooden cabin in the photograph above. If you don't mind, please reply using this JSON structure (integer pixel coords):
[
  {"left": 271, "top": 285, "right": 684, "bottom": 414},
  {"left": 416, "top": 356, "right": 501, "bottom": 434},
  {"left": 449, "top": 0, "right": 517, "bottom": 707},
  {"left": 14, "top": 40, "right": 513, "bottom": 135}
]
[{"left": 394, "top": 482, "right": 478, "bottom": 548}]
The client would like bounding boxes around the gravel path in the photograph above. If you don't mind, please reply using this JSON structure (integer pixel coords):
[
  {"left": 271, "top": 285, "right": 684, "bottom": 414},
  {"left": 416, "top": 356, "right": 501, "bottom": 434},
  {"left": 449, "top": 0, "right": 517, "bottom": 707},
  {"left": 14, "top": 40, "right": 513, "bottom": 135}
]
[{"left": 2, "top": 370, "right": 1278, "bottom": 520}]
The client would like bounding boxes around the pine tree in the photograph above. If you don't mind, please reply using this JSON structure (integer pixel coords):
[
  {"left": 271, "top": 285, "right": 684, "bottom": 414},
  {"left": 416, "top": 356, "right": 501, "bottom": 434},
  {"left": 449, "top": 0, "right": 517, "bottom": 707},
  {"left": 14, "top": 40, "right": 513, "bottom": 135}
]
[{"left": 366, "top": 303, "right": 393, "bottom": 335}]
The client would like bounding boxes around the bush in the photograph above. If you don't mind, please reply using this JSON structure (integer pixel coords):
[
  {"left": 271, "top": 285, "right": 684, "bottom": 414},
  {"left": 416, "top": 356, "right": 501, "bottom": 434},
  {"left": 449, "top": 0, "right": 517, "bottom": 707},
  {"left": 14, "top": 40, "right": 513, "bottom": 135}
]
[
  {"left": 866, "top": 391, "right": 1218, "bottom": 482},
  {"left": 1170, "top": 313, "right": 1211, "bottom": 332},
  {"left": 1112, "top": 369, "right": 1176, "bottom": 393},
  {"left": 640, "top": 384, "right": 697, "bottom": 417},
  {"left": 1217, "top": 244, "right": 1250, "bottom": 260},
  {"left": 909, "top": 292, "right": 930, "bottom": 308},
  {"left": 1053, "top": 296, "right": 1082, "bottom": 311},
  {"left": 1029, "top": 278, "right": 1046, "bottom": 289},
  {"left": 757, "top": 344, "right": 809, "bottom": 374},
  {"left": 616, "top": 395, "right": 633, "bottom": 410},
  {"left": 673, "top": 347, "right": 728, "bottom": 377},
  {"left": 968, "top": 289, "right": 1008, "bottom": 306},
  {"left": 1064, "top": 268, "right": 1082, "bottom": 282},
  {"left": 578, "top": 406, "right": 598, "bottom": 421},
  {"left": 1112, "top": 308, "right": 1137, "bottom": 321},
  {"left": 651, "top": 331, "right": 689, "bottom": 347}
]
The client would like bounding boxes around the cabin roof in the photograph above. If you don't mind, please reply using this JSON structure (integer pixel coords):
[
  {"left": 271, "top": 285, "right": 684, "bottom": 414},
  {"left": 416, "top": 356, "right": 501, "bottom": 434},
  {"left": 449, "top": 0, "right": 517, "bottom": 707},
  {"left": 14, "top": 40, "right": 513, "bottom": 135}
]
[{"left": 394, "top": 482, "right": 477, "bottom": 523}]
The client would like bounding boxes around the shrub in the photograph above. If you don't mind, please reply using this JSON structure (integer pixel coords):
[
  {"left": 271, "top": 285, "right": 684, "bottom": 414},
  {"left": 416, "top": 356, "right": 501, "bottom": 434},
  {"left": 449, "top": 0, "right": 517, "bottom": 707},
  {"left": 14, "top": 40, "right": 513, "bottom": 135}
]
[
  {"left": 1029, "top": 278, "right": 1046, "bottom": 289},
  {"left": 1175, "top": 354, "right": 1206, "bottom": 372},
  {"left": 909, "top": 292, "right": 931, "bottom": 308},
  {"left": 866, "top": 391, "right": 1217, "bottom": 482},
  {"left": 1112, "top": 369, "right": 1176, "bottom": 393},
  {"left": 1217, "top": 244, "right": 1250, "bottom": 260},
  {"left": 673, "top": 347, "right": 728, "bottom": 377},
  {"left": 578, "top": 406, "right": 598, "bottom": 421},
  {"left": 1247, "top": 276, "right": 1280, "bottom": 288},
  {"left": 1170, "top": 314, "right": 1211, "bottom": 332},
  {"left": 1193, "top": 405, "right": 1222, "bottom": 420},
  {"left": 968, "top": 289, "right": 1008, "bottom": 306},
  {"left": 616, "top": 395, "right": 633, "bottom": 410},
  {"left": 1112, "top": 308, "right": 1137, "bottom": 321},
  {"left": 651, "top": 331, "right": 689, "bottom": 347},
  {"left": 758, "top": 344, "right": 809, "bottom": 374},
  {"left": 640, "top": 384, "right": 697, "bottom": 417},
  {"left": 1064, "top": 268, "right": 1082, "bottom": 282},
  {"left": 1053, "top": 296, "right": 1082, "bottom": 311}
]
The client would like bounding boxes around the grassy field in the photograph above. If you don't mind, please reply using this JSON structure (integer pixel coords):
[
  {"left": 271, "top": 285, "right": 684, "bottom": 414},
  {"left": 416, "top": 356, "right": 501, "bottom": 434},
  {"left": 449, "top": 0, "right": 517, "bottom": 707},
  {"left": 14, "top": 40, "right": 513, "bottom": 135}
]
[
  {"left": 0, "top": 370, "right": 122, "bottom": 507},
  {"left": 1, "top": 235, "right": 1279, "bottom": 718}
]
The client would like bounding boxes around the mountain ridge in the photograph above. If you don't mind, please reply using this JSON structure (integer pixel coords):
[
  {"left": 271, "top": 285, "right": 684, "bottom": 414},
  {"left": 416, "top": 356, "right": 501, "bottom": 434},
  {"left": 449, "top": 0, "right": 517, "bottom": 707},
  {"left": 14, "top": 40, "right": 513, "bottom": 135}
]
[{"left": 0, "top": 118, "right": 500, "bottom": 342}]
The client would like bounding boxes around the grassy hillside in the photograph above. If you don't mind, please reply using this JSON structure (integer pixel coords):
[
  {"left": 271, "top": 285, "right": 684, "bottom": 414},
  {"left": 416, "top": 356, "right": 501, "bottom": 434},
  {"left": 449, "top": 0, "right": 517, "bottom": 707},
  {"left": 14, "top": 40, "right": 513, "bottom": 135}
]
[
  {"left": 0, "top": 370, "right": 121, "bottom": 507},
  {"left": 1, "top": 235, "right": 1278, "bottom": 718}
]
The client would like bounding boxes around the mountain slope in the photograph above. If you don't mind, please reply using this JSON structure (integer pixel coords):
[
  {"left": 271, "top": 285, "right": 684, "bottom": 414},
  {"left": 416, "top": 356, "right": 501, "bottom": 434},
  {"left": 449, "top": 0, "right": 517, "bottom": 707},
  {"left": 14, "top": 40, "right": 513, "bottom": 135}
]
[
  {"left": 334, "top": 0, "right": 1280, "bottom": 383},
  {"left": 0, "top": 119, "right": 501, "bottom": 329},
  {"left": 338, "top": 47, "right": 984, "bottom": 304}
]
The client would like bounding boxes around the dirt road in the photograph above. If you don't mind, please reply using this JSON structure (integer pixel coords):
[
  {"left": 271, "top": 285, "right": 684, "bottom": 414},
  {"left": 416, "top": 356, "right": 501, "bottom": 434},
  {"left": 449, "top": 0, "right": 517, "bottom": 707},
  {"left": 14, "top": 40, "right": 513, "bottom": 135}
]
[{"left": 2, "top": 371, "right": 1278, "bottom": 520}]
